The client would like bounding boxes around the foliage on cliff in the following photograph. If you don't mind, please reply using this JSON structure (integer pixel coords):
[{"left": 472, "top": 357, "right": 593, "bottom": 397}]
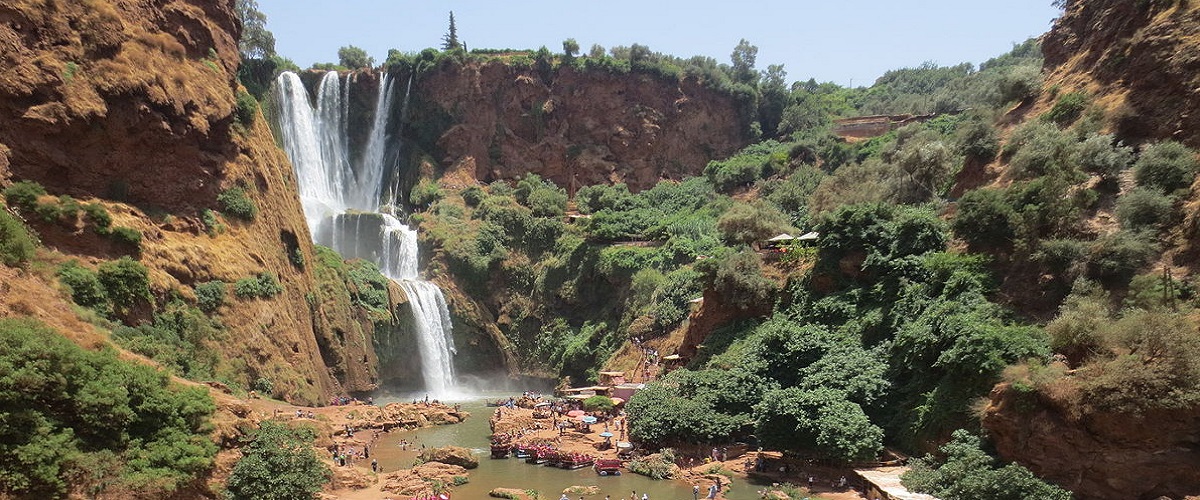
[{"left": 0, "top": 318, "right": 216, "bottom": 499}]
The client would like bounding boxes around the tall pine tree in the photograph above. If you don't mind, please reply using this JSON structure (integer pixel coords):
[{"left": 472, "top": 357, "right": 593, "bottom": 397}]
[{"left": 441, "top": 11, "right": 460, "bottom": 51}]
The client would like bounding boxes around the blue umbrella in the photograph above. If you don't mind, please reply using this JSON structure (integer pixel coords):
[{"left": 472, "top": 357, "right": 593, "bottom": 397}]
[
  {"left": 582, "top": 416, "right": 598, "bottom": 424},
  {"left": 599, "top": 431, "right": 614, "bottom": 438}
]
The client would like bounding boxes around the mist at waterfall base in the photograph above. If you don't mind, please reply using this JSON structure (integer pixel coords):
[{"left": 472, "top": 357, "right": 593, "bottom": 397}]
[{"left": 273, "top": 70, "right": 467, "bottom": 399}]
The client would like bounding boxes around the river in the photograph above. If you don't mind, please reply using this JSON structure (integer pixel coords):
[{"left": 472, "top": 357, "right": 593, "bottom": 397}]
[{"left": 371, "top": 395, "right": 778, "bottom": 500}]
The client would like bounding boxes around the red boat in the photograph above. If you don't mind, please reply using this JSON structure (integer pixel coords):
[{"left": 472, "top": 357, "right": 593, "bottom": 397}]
[{"left": 594, "top": 458, "right": 622, "bottom": 476}]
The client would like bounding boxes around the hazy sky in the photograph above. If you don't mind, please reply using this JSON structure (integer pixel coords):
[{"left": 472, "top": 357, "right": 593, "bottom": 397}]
[{"left": 257, "top": 1, "right": 1061, "bottom": 87}]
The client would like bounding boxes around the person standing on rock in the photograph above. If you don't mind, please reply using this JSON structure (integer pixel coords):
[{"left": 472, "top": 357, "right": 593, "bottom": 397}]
[
  {"left": 693, "top": 484, "right": 700, "bottom": 500},
  {"left": 370, "top": 458, "right": 378, "bottom": 472}
]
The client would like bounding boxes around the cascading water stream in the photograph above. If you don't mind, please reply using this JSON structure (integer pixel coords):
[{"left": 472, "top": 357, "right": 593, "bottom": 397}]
[{"left": 273, "top": 71, "right": 457, "bottom": 396}]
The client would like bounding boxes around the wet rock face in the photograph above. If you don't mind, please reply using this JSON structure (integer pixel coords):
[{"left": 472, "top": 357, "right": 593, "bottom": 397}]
[
  {"left": 407, "top": 61, "right": 747, "bottom": 192},
  {"left": 981, "top": 383, "right": 1200, "bottom": 500}
]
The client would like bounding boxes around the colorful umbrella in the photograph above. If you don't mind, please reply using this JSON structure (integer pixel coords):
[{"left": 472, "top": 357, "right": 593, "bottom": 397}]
[
  {"left": 610, "top": 397, "right": 625, "bottom": 405},
  {"left": 599, "top": 431, "right": 614, "bottom": 438},
  {"left": 567, "top": 409, "right": 586, "bottom": 417},
  {"left": 581, "top": 416, "right": 598, "bottom": 424}
]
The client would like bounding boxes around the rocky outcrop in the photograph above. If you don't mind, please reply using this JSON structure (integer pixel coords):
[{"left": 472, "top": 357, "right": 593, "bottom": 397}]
[
  {"left": 981, "top": 383, "right": 1200, "bottom": 500},
  {"left": 1043, "top": 0, "right": 1200, "bottom": 147},
  {"left": 405, "top": 60, "right": 747, "bottom": 191},
  {"left": 419, "top": 446, "right": 479, "bottom": 469},
  {"left": 0, "top": 0, "right": 381, "bottom": 404},
  {"left": 380, "top": 462, "right": 468, "bottom": 497}
]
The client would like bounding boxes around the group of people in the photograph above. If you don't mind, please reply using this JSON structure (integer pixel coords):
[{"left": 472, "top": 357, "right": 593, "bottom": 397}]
[{"left": 560, "top": 492, "right": 654, "bottom": 500}]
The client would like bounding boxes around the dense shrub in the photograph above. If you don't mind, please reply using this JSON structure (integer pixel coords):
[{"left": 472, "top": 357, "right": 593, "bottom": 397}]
[
  {"left": 956, "top": 114, "right": 1000, "bottom": 162},
  {"left": 225, "top": 421, "right": 330, "bottom": 500},
  {"left": 97, "top": 257, "right": 152, "bottom": 315},
  {"left": 1043, "top": 91, "right": 1088, "bottom": 126},
  {"left": 1077, "top": 134, "right": 1133, "bottom": 179},
  {"left": 110, "top": 226, "right": 143, "bottom": 250},
  {"left": 582, "top": 394, "right": 615, "bottom": 412},
  {"left": 0, "top": 318, "right": 216, "bottom": 498},
  {"left": 112, "top": 302, "right": 221, "bottom": 378},
  {"left": 461, "top": 185, "right": 484, "bottom": 207},
  {"left": 695, "top": 250, "right": 777, "bottom": 312},
  {"left": 1006, "top": 122, "right": 1079, "bottom": 180},
  {"left": 0, "top": 208, "right": 36, "bottom": 266},
  {"left": 1133, "top": 141, "right": 1199, "bottom": 194},
  {"left": 754, "top": 387, "right": 883, "bottom": 462},
  {"left": 903, "top": 430, "right": 1071, "bottom": 500},
  {"left": 82, "top": 202, "right": 112, "bottom": 230},
  {"left": 716, "top": 201, "right": 792, "bottom": 246},
  {"left": 346, "top": 260, "right": 389, "bottom": 313},
  {"left": 57, "top": 260, "right": 109, "bottom": 312},
  {"left": 2, "top": 180, "right": 46, "bottom": 209},
  {"left": 235, "top": 89, "right": 259, "bottom": 126},
  {"left": 1086, "top": 230, "right": 1157, "bottom": 285},
  {"left": 194, "top": 280, "right": 226, "bottom": 312},
  {"left": 218, "top": 187, "right": 258, "bottom": 221},
  {"left": 410, "top": 179, "right": 443, "bottom": 208},
  {"left": 1116, "top": 187, "right": 1174, "bottom": 230},
  {"left": 234, "top": 272, "right": 283, "bottom": 299}
]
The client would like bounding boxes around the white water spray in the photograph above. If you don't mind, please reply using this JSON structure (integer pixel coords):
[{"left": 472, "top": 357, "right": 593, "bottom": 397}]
[{"left": 273, "top": 71, "right": 458, "bottom": 396}]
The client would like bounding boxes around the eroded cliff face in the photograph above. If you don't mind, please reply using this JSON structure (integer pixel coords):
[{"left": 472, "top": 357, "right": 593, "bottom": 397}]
[
  {"left": 1043, "top": 0, "right": 1200, "bottom": 147},
  {"left": 407, "top": 60, "right": 747, "bottom": 191},
  {"left": 982, "top": 383, "right": 1200, "bottom": 500},
  {"left": 0, "top": 0, "right": 381, "bottom": 404}
]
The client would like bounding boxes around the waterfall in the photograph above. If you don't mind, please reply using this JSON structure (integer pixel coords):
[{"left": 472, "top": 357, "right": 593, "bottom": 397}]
[{"left": 273, "top": 70, "right": 458, "bottom": 396}]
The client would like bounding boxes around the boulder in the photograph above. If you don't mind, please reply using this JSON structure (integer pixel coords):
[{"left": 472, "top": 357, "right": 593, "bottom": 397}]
[
  {"left": 489, "top": 487, "right": 531, "bottom": 499},
  {"left": 419, "top": 446, "right": 479, "bottom": 469}
]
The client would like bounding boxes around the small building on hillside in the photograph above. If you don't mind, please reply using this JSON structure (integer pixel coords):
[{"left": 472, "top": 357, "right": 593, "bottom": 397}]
[
  {"left": 855, "top": 466, "right": 940, "bottom": 500},
  {"left": 598, "top": 371, "right": 626, "bottom": 386},
  {"left": 610, "top": 383, "right": 645, "bottom": 402}
]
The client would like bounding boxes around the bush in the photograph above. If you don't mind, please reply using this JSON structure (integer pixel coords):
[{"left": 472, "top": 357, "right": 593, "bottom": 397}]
[
  {"left": 1078, "top": 134, "right": 1133, "bottom": 179},
  {"left": 235, "top": 89, "right": 258, "bottom": 126},
  {"left": 626, "top": 449, "right": 679, "bottom": 480},
  {"left": 1086, "top": 230, "right": 1157, "bottom": 285},
  {"left": 582, "top": 394, "right": 615, "bottom": 413},
  {"left": 225, "top": 421, "right": 330, "bottom": 500},
  {"left": 1007, "top": 122, "right": 1079, "bottom": 180},
  {"left": 97, "top": 257, "right": 151, "bottom": 315},
  {"left": 201, "top": 208, "right": 225, "bottom": 235},
  {"left": 0, "top": 208, "right": 36, "bottom": 266},
  {"left": 716, "top": 201, "right": 792, "bottom": 246},
  {"left": 1043, "top": 91, "right": 1088, "bottom": 126},
  {"left": 410, "top": 179, "right": 443, "bottom": 208},
  {"left": 0, "top": 318, "right": 216, "bottom": 498},
  {"left": 57, "top": 260, "right": 109, "bottom": 312},
  {"left": 218, "top": 187, "right": 258, "bottom": 221},
  {"left": 234, "top": 272, "right": 283, "bottom": 299},
  {"left": 2, "top": 180, "right": 46, "bottom": 209},
  {"left": 461, "top": 185, "right": 484, "bottom": 207},
  {"left": 956, "top": 114, "right": 1000, "bottom": 162},
  {"left": 110, "top": 226, "right": 142, "bottom": 249},
  {"left": 194, "top": 280, "right": 226, "bottom": 312},
  {"left": 1116, "top": 187, "right": 1174, "bottom": 230},
  {"left": 1133, "top": 141, "right": 1199, "bottom": 194},
  {"left": 903, "top": 429, "right": 1071, "bottom": 500},
  {"left": 82, "top": 202, "right": 112, "bottom": 229}
]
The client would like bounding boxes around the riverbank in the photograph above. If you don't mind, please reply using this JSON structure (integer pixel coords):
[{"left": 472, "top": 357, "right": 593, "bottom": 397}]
[
  {"left": 487, "top": 403, "right": 868, "bottom": 500},
  {"left": 231, "top": 396, "right": 472, "bottom": 499}
]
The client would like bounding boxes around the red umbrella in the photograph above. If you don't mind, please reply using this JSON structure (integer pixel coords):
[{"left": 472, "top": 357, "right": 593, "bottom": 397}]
[{"left": 567, "top": 409, "right": 586, "bottom": 417}]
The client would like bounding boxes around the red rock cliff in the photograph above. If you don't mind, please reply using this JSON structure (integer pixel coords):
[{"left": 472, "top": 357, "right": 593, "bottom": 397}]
[
  {"left": 409, "top": 60, "right": 747, "bottom": 191},
  {"left": 0, "top": 0, "right": 382, "bottom": 404}
]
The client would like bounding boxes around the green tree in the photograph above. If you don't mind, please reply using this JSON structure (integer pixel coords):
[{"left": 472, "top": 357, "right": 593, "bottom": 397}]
[
  {"left": 98, "top": 257, "right": 152, "bottom": 316},
  {"left": 441, "top": 11, "right": 460, "bottom": 51},
  {"left": 1077, "top": 134, "right": 1132, "bottom": 179},
  {"left": 337, "top": 45, "right": 374, "bottom": 69},
  {"left": 235, "top": 0, "right": 276, "bottom": 59},
  {"left": 225, "top": 422, "right": 331, "bottom": 500},
  {"left": 562, "top": 38, "right": 580, "bottom": 60},
  {"left": 902, "top": 430, "right": 1071, "bottom": 500},
  {"left": 753, "top": 387, "right": 883, "bottom": 462},
  {"left": 730, "top": 39, "right": 759, "bottom": 85},
  {"left": 582, "top": 395, "right": 614, "bottom": 413},
  {"left": 953, "top": 188, "right": 1016, "bottom": 249},
  {"left": 759, "top": 64, "right": 788, "bottom": 137}
]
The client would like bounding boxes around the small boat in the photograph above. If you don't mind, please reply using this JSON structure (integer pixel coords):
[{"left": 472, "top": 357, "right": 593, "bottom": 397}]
[
  {"left": 490, "top": 443, "right": 511, "bottom": 459},
  {"left": 594, "top": 458, "right": 622, "bottom": 476}
]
